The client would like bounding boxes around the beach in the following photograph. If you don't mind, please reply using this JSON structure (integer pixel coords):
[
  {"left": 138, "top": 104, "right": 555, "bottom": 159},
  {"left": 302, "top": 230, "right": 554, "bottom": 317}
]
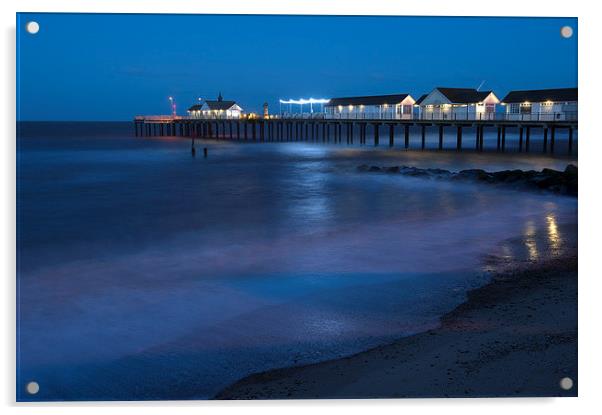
[{"left": 216, "top": 252, "right": 577, "bottom": 399}]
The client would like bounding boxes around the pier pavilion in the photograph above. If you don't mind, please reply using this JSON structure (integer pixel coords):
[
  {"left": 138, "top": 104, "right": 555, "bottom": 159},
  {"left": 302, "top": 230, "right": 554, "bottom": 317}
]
[
  {"left": 418, "top": 87, "right": 500, "bottom": 121},
  {"left": 501, "top": 88, "right": 578, "bottom": 122},
  {"left": 324, "top": 94, "right": 416, "bottom": 120},
  {"left": 187, "top": 93, "right": 244, "bottom": 119}
]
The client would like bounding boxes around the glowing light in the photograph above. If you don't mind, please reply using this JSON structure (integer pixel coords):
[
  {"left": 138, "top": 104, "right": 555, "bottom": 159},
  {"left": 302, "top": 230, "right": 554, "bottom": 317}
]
[{"left": 279, "top": 98, "right": 331, "bottom": 105}]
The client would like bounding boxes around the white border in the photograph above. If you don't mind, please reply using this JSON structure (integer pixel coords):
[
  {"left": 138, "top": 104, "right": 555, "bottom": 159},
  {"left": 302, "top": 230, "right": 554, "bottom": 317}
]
[{"left": 3, "top": 1, "right": 602, "bottom": 414}]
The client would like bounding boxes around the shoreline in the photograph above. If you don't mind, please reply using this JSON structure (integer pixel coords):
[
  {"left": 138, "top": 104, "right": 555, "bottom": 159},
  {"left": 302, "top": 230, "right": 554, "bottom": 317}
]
[{"left": 215, "top": 253, "right": 577, "bottom": 399}]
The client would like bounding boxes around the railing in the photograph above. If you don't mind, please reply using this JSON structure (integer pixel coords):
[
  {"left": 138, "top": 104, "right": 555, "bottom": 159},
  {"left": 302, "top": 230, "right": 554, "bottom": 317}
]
[
  {"left": 137, "top": 111, "right": 578, "bottom": 123},
  {"left": 278, "top": 113, "right": 326, "bottom": 119},
  {"left": 135, "top": 115, "right": 183, "bottom": 121}
]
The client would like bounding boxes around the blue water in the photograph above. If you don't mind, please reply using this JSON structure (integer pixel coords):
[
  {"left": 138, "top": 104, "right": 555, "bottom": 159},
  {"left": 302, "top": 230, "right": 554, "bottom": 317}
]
[{"left": 16, "top": 122, "right": 578, "bottom": 400}]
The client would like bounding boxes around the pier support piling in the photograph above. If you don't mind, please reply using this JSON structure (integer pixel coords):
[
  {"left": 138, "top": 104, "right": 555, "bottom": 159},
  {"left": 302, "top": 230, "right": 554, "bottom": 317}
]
[{"left": 373, "top": 123, "right": 380, "bottom": 146}]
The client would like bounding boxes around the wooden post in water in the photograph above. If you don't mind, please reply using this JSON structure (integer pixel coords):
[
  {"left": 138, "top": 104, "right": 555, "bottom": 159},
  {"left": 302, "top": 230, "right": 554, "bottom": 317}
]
[
  {"left": 479, "top": 125, "right": 485, "bottom": 151},
  {"left": 404, "top": 124, "right": 410, "bottom": 149},
  {"left": 496, "top": 126, "right": 501, "bottom": 151},
  {"left": 389, "top": 124, "right": 395, "bottom": 147},
  {"left": 421, "top": 124, "right": 426, "bottom": 150},
  {"left": 244, "top": 122, "right": 248, "bottom": 140},
  {"left": 373, "top": 123, "right": 380, "bottom": 146},
  {"left": 362, "top": 123, "right": 367, "bottom": 145},
  {"left": 349, "top": 123, "right": 354, "bottom": 144},
  {"left": 543, "top": 127, "right": 548, "bottom": 153},
  {"left": 518, "top": 126, "right": 524, "bottom": 152},
  {"left": 457, "top": 126, "right": 463, "bottom": 150},
  {"left": 525, "top": 126, "right": 531, "bottom": 152},
  {"left": 501, "top": 125, "right": 506, "bottom": 151},
  {"left": 438, "top": 125, "right": 444, "bottom": 150}
]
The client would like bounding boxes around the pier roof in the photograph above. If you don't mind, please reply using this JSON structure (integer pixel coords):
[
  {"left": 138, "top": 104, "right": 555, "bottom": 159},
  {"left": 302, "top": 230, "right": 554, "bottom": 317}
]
[
  {"left": 502, "top": 88, "right": 578, "bottom": 103},
  {"left": 414, "top": 94, "right": 428, "bottom": 106},
  {"left": 326, "top": 94, "right": 412, "bottom": 107},
  {"left": 435, "top": 88, "right": 493, "bottom": 104},
  {"left": 204, "top": 100, "right": 237, "bottom": 110}
]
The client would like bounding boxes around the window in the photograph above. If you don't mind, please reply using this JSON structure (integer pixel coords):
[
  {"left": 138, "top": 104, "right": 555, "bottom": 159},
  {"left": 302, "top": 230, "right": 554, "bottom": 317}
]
[
  {"left": 520, "top": 103, "right": 532, "bottom": 114},
  {"left": 509, "top": 103, "right": 519, "bottom": 114},
  {"left": 485, "top": 103, "right": 495, "bottom": 113}
]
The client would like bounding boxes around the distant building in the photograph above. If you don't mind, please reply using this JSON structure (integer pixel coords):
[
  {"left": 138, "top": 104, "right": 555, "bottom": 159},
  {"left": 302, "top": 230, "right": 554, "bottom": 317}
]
[
  {"left": 187, "top": 93, "right": 244, "bottom": 119},
  {"left": 324, "top": 94, "right": 416, "bottom": 120},
  {"left": 501, "top": 88, "right": 577, "bottom": 121},
  {"left": 417, "top": 87, "right": 500, "bottom": 120}
]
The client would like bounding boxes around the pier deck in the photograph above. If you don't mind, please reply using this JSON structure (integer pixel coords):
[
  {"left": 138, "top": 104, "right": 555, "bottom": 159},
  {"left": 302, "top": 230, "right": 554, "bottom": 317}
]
[{"left": 133, "top": 116, "right": 578, "bottom": 155}]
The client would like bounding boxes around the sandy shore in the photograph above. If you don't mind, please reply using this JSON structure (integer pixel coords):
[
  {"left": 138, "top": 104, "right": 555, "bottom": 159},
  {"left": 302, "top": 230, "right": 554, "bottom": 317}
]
[{"left": 216, "top": 255, "right": 577, "bottom": 399}]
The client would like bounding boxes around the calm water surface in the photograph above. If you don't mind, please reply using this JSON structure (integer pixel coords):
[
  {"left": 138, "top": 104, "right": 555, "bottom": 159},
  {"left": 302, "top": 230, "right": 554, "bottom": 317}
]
[{"left": 16, "top": 122, "right": 577, "bottom": 400}]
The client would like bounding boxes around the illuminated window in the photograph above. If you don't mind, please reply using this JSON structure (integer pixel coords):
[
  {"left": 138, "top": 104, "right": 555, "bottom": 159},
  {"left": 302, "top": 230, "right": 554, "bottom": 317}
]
[{"left": 520, "top": 103, "right": 532, "bottom": 114}]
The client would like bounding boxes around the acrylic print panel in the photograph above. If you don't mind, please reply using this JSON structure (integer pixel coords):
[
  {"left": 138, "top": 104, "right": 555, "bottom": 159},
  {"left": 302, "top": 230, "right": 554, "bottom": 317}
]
[{"left": 16, "top": 12, "right": 578, "bottom": 401}]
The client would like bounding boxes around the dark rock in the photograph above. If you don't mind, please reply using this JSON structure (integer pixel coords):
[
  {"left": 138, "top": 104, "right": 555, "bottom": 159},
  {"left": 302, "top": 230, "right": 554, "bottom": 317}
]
[
  {"left": 455, "top": 169, "right": 493, "bottom": 182},
  {"left": 400, "top": 166, "right": 430, "bottom": 177},
  {"left": 355, "top": 163, "right": 577, "bottom": 197},
  {"left": 492, "top": 170, "right": 527, "bottom": 183},
  {"left": 565, "top": 164, "right": 577, "bottom": 178},
  {"left": 531, "top": 169, "right": 565, "bottom": 190},
  {"left": 564, "top": 165, "right": 578, "bottom": 195},
  {"left": 427, "top": 168, "right": 452, "bottom": 176}
]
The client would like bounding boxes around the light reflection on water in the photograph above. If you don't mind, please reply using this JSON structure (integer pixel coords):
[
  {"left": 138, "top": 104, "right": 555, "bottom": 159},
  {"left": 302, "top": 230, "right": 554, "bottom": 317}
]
[
  {"left": 547, "top": 213, "right": 562, "bottom": 252},
  {"left": 524, "top": 221, "right": 539, "bottom": 261}
]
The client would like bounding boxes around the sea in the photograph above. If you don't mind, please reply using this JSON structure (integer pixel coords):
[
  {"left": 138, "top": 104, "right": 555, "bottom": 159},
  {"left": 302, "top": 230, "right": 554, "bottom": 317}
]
[{"left": 16, "top": 121, "right": 578, "bottom": 400}]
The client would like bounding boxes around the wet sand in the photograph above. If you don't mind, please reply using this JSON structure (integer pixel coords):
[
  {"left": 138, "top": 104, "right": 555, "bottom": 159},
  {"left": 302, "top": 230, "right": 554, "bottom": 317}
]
[{"left": 216, "top": 254, "right": 577, "bottom": 399}]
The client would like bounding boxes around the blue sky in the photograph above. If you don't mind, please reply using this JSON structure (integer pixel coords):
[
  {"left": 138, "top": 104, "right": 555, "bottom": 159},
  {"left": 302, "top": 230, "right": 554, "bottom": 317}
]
[{"left": 17, "top": 13, "right": 577, "bottom": 121}]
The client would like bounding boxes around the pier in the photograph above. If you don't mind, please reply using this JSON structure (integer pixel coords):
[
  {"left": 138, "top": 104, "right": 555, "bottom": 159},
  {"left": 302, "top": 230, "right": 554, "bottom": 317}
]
[{"left": 133, "top": 116, "right": 577, "bottom": 155}]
